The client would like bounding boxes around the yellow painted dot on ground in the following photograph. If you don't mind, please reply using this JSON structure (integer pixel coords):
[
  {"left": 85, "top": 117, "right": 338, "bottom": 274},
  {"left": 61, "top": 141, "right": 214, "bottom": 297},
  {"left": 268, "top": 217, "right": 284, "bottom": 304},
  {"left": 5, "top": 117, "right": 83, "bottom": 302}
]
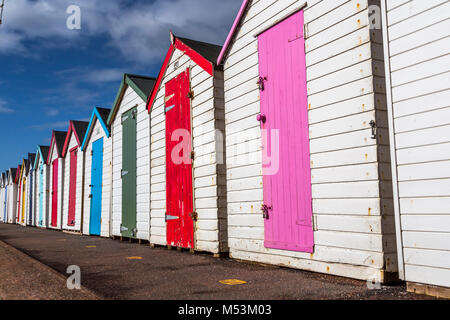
[
  {"left": 86, "top": 246, "right": 97, "bottom": 248},
  {"left": 219, "top": 279, "right": 247, "bottom": 286},
  {"left": 127, "top": 256, "right": 143, "bottom": 260}
]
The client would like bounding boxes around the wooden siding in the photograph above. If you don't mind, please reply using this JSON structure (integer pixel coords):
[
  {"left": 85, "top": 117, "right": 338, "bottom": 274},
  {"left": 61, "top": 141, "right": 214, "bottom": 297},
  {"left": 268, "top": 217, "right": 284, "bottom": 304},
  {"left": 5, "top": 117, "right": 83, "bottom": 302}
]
[
  {"left": 111, "top": 86, "right": 150, "bottom": 240},
  {"left": 150, "top": 47, "right": 228, "bottom": 253},
  {"left": 384, "top": 0, "right": 450, "bottom": 287},
  {"left": 83, "top": 120, "right": 112, "bottom": 237},
  {"left": 223, "top": 0, "right": 395, "bottom": 281}
]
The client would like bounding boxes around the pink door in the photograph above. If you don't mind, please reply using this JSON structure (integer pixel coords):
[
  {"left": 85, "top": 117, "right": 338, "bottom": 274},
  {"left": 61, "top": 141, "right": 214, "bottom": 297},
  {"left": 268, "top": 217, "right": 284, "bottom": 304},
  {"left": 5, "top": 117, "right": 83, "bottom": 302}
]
[
  {"left": 258, "top": 10, "right": 314, "bottom": 253},
  {"left": 51, "top": 159, "right": 58, "bottom": 227},
  {"left": 68, "top": 147, "right": 77, "bottom": 226}
]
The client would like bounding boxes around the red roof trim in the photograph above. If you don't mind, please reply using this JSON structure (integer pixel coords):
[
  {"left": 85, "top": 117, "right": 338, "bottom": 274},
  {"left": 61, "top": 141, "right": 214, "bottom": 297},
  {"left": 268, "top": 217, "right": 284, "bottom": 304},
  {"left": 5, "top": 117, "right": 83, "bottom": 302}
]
[
  {"left": 47, "top": 131, "right": 59, "bottom": 164},
  {"left": 217, "top": 0, "right": 250, "bottom": 65},
  {"left": 147, "top": 44, "right": 174, "bottom": 113},
  {"left": 174, "top": 37, "right": 214, "bottom": 76},
  {"left": 147, "top": 33, "right": 216, "bottom": 113},
  {"left": 62, "top": 121, "right": 81, "bottom": 158}
]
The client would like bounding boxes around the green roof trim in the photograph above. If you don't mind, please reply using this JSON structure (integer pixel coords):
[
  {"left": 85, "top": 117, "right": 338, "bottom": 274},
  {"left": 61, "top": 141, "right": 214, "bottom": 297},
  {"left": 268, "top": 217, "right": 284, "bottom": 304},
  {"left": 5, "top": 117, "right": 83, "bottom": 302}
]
[{"left": 107, "top": 74, "right": 156, "bottom": 125}]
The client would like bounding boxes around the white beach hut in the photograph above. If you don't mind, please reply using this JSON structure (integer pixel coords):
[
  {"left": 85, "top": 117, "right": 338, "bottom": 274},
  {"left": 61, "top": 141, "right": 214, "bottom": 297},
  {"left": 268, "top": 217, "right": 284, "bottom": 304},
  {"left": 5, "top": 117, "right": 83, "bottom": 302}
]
[
  {"left": 34, "top": 145, "right": 50, "bottom": 228},
  {"left": 381, "top": 0, "right": 450, "bottom": 297},
  {"left": 61, "top": 121, "right": 89, "bottom": 232},
  {"left": 81, "top": 107, "right": 112, "bottom": 237},
  {"left": 6, "top": 167, "right": 19, "bottom": 224},
  {"left": 47, "top": 130, "right": 68, "bottom": 230},
  {"left": 218, "top": 0, "right": 396, "bottom": 282},
  {"left": 147, "top": 33, "right": 228, "bottom": 254},
  {"left": 108, "top": 74, "right": 155, "bottom": 241}
]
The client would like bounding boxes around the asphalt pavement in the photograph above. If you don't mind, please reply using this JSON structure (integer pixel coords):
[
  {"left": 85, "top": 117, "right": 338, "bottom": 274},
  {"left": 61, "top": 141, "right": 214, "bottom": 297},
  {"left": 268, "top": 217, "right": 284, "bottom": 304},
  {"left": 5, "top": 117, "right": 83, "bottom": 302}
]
[{"left": 0, "top": 223, "right": 435, "bottom": 300}]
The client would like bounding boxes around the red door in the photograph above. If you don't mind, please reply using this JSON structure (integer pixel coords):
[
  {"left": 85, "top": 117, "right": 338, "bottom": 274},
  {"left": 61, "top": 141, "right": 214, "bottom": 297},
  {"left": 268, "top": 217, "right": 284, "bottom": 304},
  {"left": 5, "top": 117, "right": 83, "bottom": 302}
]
[
  {"left": 258, "top": 11, "right": 314, "bottom": 253},
  {"left": 51, "top": 159, "right": 58, "bottom": 227},
  {"left": 68, "top": 147, "right": 77, "bottom": 226},
  {"left": 165, "top": 68, "right": 194, "bottom": 248}
]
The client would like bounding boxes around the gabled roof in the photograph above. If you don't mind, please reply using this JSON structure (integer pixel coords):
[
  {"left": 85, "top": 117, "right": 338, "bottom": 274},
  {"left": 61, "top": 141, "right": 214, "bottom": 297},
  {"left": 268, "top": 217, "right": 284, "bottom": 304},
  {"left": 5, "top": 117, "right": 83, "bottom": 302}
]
[
  {"left": 1, "top": 172, "right": 5, "bottom": 186},
  {"left": 47, "top": 130, "right": 68, "bottom": 164},
  {"left": 107, "top": 74, "right": 156, "bottom": 125},
  {"left": 217, "top": 0, "right": 250, "bottom": 65},
  {"left": 9, "top": 168, "right": 17, "bottom": 184},
  {"left": 27, "top": 153, "right": 36, "bottom": 170},
  {"left": 34, "top": 145, "right": 50, "bottom": 168},
  {"left": 146, "top": 32, "right": 222, "bottom": 113},
  {"left": 62, "top": 120, "right": 89, "bottom": 157},
  {"left": 81, "top": 107, "right": 111, "bottom": 151}
]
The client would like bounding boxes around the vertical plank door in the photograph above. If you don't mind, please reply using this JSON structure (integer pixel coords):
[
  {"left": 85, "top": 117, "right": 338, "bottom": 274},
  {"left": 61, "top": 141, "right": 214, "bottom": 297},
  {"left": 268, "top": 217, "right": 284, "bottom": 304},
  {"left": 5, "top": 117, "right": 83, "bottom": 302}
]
[
  {"left": 121, "top": 107, "right": 137, "bottom": 238},
  {"left": 165, "top": 68, "right": 194, "bottom": 249},
  {"left": 68, "top": 147, "right": 78, "bottom": 226},
  {"left": 39, "top": 166, "right": 44, "bottom": 226},
  {"left": 89, "top": 138, "right": 104, "bottom": 236},
  {"left": 258, "top": 10, "right": 314, "bottom": 253},
  {"left": 51, "top": 159, "right": 58, "bottom": 227}
]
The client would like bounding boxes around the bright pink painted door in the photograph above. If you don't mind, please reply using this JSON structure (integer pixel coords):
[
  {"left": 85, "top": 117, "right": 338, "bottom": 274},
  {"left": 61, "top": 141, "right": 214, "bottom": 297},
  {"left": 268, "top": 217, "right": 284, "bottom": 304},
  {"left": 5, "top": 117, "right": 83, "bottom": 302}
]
[
  {"left": 258, "top": 11, "right": 314, "bottom": 253},
  {"left": 51, "top": 159, "right": 58, "bottom": 227},
  {"left": 68, "top": 147, "right": 77, "bottom": 226}
]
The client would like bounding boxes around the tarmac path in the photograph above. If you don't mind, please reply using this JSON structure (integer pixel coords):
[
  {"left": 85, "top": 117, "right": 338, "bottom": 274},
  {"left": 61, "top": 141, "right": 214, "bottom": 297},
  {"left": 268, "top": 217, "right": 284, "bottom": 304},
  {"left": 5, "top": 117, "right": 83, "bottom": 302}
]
[{"left": 0, "top": 223, "right": 434, "bottom": 300}]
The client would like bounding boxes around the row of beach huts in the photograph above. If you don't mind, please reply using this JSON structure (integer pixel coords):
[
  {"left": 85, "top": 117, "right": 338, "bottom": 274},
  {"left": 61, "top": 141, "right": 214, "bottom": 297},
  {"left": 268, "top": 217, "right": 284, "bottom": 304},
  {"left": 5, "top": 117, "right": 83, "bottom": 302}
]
[{"left": 0, "top": 0, "right": 449, "bottom": 297}]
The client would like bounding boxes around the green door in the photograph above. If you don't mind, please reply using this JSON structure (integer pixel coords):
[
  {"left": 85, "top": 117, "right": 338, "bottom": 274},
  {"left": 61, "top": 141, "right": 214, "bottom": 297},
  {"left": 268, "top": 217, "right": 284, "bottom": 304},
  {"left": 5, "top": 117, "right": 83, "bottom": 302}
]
[{"left": 121, "top": 107, "right": 137, "bottom": 238}]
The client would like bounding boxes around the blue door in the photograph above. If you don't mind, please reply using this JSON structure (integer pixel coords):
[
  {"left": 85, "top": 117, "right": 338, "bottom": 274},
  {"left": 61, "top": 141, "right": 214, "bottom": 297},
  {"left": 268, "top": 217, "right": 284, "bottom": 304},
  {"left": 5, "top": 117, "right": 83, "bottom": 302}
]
[
  {"left": 39, "top": 165, "right": 44, "bottom": 226},
  {"left": 89, "top": 138, "right": 103, "bottom": 236}
]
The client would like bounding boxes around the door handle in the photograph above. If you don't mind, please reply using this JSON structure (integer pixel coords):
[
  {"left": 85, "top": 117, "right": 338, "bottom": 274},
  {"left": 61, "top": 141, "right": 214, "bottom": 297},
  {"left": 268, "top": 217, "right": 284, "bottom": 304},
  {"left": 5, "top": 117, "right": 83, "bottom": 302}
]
[
  {"left": 261, "top": 204, "right": 272, "bottom": 220},
  {"left": 257, "top": 114, "right": 266, "bottom": 124},
  {"left": 257, "top": 76, "right": 267, "bottom": 91}
]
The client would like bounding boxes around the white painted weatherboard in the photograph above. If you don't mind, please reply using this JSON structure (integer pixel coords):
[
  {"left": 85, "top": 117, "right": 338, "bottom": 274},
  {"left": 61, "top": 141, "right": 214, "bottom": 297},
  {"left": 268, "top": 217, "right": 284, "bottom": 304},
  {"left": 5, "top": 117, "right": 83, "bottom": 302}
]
[
  {"left": 383, "top": 0, "right": 450, "bottom": 288},
  {"left": 111, "top": 86, "right": 150, "bottom": 241},
  {"left": 223, "top": 0, "right": 395, "bottom": 281},
  {"left": 149, "top": 47, "right": 228, "bottom": 254},
  {"left": 82, "top": 121, "right": 112, "bottom": 237}
]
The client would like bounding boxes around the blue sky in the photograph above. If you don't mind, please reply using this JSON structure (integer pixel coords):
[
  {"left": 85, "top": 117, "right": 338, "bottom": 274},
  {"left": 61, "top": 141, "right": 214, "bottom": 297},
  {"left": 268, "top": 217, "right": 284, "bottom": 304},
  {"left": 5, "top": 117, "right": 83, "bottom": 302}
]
[{"left": 0, "top": 0, "right": 241, "bottom": 172}]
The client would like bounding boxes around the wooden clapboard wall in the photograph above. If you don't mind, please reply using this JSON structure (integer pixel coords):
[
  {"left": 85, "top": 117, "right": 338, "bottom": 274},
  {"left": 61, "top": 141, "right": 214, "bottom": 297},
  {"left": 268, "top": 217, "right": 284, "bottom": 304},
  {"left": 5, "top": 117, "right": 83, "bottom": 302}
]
[
  {"left": 222, "top": 0, "right": 395, "bottom": 281},
  {"left": 383, "top": 0, "right": 450, "bottom": 288}
]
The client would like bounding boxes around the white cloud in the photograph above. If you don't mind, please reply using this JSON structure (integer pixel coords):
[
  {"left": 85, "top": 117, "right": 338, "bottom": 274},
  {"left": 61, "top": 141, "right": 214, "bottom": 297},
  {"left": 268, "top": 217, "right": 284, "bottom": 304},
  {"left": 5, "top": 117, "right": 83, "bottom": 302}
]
[
  {"left": 0, "top": 99, "right": 14, "bottom": 113},
  {"left": 0, "top": 0, "right": 242, "bottom": 64}
]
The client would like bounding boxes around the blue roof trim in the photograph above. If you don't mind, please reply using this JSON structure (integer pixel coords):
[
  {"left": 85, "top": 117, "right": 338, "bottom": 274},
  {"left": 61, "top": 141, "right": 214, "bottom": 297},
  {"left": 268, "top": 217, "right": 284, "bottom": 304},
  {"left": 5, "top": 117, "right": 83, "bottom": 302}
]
[{"left": 81, "top": 107, "right": 111, "bottom": 151}]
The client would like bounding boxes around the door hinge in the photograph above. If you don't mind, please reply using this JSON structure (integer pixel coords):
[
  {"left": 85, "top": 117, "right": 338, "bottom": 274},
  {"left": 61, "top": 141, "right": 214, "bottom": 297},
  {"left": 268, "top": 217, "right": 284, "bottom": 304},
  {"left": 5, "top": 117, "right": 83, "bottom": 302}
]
[
  {"left": 91, "top": 150, "right": 93, "bottom": 156},
  {"left": 261, "top": 204, "right": 272, "bottom": 220},
  {"left": 187, "top": 90, "right": 195, "bottom": 99},
  {"left": 189, "top": 212, "right": 198, "bottom": 221},
  {"left": 191, "top": 151, "right": 195, "bottom": 161},
  {"left": 370, "top": 120, "right": 377, "bottom": 139}
]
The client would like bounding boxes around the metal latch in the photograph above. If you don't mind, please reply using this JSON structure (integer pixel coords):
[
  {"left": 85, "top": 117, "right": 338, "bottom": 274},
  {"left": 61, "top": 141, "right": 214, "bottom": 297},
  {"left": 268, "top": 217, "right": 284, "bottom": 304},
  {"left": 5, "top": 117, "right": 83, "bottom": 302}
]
[
  {"left": 261, "top": 204, "right": 272, "bottom": 220},
  {"left": 191, "top": 151, "right": 195, "bottom": 161},
  {"left": 189, "top": 212, "right": 198, "bottom": 221},
  {"left": 121, "top": 170, "right": 129, "bottom": 177},
  {"left": 370, "top": 120, "right": 377, "bottom": 139},
  {"left": 165, "top": 214, "right": 180, "bottom": 222},
  {"left": 257, "top": 76, "right": 267, "bottom": 91},
  {"left": 120, "top": 225, "right": 129, "bottom": 232}
]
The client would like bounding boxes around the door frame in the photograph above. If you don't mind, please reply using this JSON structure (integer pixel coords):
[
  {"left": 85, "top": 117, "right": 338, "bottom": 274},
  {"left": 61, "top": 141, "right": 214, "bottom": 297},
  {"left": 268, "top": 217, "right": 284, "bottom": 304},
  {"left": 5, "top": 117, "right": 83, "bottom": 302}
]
[
  {"left": 164, "top": 68, "right": 196, "bottom": 249},
  {"left": 120, "top": 106, "right": 138, "bottom": 239}
]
